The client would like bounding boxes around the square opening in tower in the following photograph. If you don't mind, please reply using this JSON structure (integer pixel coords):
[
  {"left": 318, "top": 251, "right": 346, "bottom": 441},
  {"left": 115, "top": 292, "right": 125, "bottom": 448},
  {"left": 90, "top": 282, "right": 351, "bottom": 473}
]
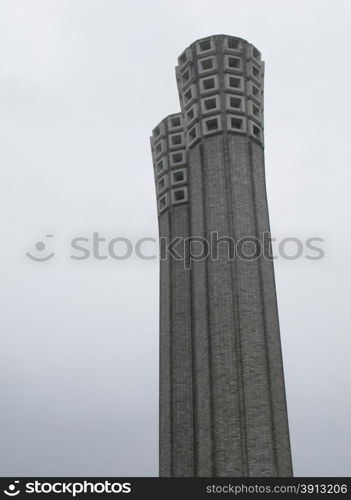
[
  {"left": 158, "top": 193, "right": 169, "bottom": 213},
  {"left": 250, "top": 101, "right": 260, "bottom": 118},
  {"left": 198, "top": 56, "right": 217, "bottom": 75},
  {"left": 187, "top": 123, "right": 200, "bottom": 147},
  {"left": 157, "top": 175, "right": 168, "bottom": 194},
  {"left": 154, "top": 139, "right": 166, "bottom": 158},
  {"left": 249, "top": 121, "right": 262, "bottom": 141},
  {"left": 228, "top": 56, "right": 242, "bottom": 70},
  {"left": 227, "top": 75, "right": 243, "bottom": 90},
  {"left": 196, "top": 38, "right": 215, "bottom": 55},
  {"left": 203, "top": 115, "right": 222, "bottom": 135},
  {"left": 248, "top": 81, "right": 261, "bottom": 102},
  {"left": 171, "top": 168, "right": 187, "bottom": 185},
  {"left": 227, "top": 115, "right": 247, "bottom": 133},
  {"left": 170, "top": 151, "right": 186, "bottom": 167},
  {"left": 185, "top": 104, "right": 199, "bottom": 127},
  {"left": 172, "top": 187, "right": 188, "bottom": 204},
  {"left": 226, "top": 95, "right": 245, "bottom": 113},
  {"left": 201, "top": 95, "right": 220, "bottom": 113},
  {"left": 188, "top": 126, "right": 197, "bottom": 140},
  {"left": 200, "top": 75, "right": 219, "bottom": 95},
  {"left": 156, "top": 157, "right": 168, "bottom": 176},
  {"left": 182, "top": 69, "right": 190, "bottom": 86},
  {"left": 252, "top": 65, "right": 260, "bottom": 79},
  {"left": 169, "top": 133, "right": 184, "bottom": 148},
  {"left": 226, "top": 38, "right": 242, "bottom": 51},
  {"left": 170, "top": 116, "right": 181, "bottom": 128},
  {"left": 183, "top": 85, "right": 197, "bottom": 108},
  {"left": 178, "top": 48, "right": 192, "bottom": 69}
]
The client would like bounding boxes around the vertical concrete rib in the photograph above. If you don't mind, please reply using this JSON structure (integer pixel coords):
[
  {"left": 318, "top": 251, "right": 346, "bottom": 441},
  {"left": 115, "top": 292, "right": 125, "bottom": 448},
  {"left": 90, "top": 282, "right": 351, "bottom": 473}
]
[
  {"left": 228, "top": 135, "right": 275, "bottom": 475},
  {"left": 158, "top": 212, "right": 172, "bottom": 476},
  {"left": 188, "top": 144, "right": 214, "bottom": 476},
  {"left": 250, "top": 141, "right": 293, "bottom": 475},
  {"left": 222, "top": 135, "right": 249, "bottom": 476},
  {"left": 201, "top": 136, "right": 243, "bottom": 475},
  {"left": 169, "top": 205, "right": 195, "bottom": 476}
]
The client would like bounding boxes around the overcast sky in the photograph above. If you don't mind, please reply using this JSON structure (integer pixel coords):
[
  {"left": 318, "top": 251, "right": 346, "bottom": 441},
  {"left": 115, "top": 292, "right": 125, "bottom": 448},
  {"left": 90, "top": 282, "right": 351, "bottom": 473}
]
[{"left": 0, "top": 0, "right": 350, "bottom": 477}]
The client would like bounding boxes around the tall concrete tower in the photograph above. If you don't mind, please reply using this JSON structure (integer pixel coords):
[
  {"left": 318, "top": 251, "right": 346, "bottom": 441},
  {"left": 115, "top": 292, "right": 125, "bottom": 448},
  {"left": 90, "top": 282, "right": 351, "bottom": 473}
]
[{"left": 150, "top": 35, "right": 293, "bottom": 477}]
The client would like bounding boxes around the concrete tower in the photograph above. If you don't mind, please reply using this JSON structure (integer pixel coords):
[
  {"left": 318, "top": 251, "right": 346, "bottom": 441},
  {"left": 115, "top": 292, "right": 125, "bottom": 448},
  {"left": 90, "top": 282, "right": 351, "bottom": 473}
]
[{"left": 150, "top": 35, "right": 293, "bottom": 477}]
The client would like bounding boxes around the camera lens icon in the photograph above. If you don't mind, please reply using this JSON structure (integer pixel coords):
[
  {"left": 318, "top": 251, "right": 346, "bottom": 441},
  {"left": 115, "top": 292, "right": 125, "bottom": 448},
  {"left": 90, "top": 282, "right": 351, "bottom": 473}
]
[{"left": 4, "top": 481, "right": 20, "bottom": 496}]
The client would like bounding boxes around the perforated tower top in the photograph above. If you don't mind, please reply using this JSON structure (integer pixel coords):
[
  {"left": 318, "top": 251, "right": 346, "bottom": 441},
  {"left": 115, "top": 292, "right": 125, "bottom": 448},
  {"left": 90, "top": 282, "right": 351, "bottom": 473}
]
[{"left": 151, "top": 35, "right": 265, "bottom": 217}]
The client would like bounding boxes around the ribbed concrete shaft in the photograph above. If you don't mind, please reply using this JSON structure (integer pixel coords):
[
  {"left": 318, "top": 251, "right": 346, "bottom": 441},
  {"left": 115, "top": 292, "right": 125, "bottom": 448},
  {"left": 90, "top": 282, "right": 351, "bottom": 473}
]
[{"left": 151, "top": 35, "right": 293, "bottom": 477}]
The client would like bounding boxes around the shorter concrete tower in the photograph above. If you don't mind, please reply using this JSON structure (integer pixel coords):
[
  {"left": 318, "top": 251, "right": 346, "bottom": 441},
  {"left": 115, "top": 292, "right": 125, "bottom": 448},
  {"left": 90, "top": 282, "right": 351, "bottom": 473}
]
[{"left": 150, "top": 35, "right": 293, "bottom": 477}]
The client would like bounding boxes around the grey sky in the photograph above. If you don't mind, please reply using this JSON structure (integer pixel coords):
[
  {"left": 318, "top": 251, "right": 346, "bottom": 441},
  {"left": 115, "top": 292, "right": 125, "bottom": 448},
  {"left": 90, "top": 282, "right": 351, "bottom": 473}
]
[{"left": 0, "top": 0, "right": 350, "bottom": 476}]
